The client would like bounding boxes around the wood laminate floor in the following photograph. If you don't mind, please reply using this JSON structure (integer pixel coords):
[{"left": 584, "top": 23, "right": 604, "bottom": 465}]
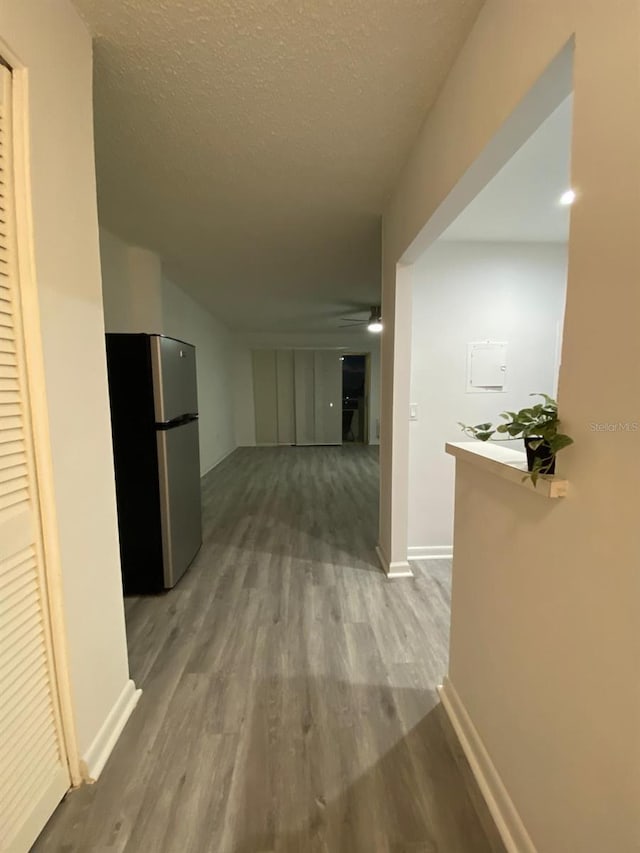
[{"left": 34, "top": 446, "right": 503, "bottom": 853}]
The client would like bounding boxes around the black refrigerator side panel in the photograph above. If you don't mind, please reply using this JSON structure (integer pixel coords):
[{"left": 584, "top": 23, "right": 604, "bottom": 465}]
[{"left": 105, "top": 334, "right": 164, "bottom": 594}]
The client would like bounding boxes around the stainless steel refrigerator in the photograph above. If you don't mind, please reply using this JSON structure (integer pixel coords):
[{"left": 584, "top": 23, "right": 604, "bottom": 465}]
[{"left": 105, "top": 333, "right": 202, "bottom": 593}]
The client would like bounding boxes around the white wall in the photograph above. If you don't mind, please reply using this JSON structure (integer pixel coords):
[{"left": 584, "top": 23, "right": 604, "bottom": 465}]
[
  {"left": 99, "top": 228, "right": 236, "bottom": 475},
  {"left": 100, "top": 229, "right": 163, "bottom": 333},
  {"left": 99, "top": 227, "right": 163, "bottom": 333},
  {"left": 0, "top": 1, "right": 132, "bottom": 762},
  {"left": 382, "top": 3, "right": 640, "bottom": 850},
  {"left": 162, "top": 277, "right": 236, "bottom": 474},
  {"left": 235, "top": 331, "right": 381, "bottom": 446},
  {"left": 409, "top": 241, "right": 567, "bottom": 553}
]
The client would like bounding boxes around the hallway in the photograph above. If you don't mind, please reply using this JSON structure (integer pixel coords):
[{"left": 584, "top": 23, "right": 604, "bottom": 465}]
[{"left": 34, "top": 447, "right": 500, "bottom": 852}]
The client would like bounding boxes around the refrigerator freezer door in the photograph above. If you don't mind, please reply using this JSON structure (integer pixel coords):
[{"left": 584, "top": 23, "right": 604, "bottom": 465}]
[
  {"left": 151, "top": 335, "right": 199, "bottom": 423},
  {"left": 156, "top": 418, "right": 202, "bottom": 587}
]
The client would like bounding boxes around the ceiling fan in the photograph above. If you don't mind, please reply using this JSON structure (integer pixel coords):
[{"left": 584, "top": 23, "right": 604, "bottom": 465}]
[{"left": 339, "top": 305, "right": 383, "bottom": 333}]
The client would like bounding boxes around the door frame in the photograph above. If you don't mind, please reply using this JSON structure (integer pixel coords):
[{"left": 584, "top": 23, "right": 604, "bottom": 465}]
[
  {"left": 341, "top": 351, "right": 371, "bottom": 445},
  {"left": 0, "top": 39, "right": 82, "bottom": 786}
]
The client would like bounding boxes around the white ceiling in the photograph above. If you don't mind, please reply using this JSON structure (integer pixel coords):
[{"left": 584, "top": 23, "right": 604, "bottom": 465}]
[
  {"left": 441, "top": 95, "right": 573, "bottom": 243},
  {"left": 72, "top": 0, "right": 483, "bottom": 332}
]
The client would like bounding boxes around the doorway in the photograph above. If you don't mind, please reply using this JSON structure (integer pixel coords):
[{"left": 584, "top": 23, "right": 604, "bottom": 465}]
[
  {"left": 405, "top": 93, "right": 572, "bottom": 563},
  {"left": 341, "top": 353, "right": 369, "bottom": 443}
]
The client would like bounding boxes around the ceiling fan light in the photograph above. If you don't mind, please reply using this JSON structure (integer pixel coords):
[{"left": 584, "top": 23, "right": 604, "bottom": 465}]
[{"left": 367, "top": 305, "right": 382, "bottom": 333}]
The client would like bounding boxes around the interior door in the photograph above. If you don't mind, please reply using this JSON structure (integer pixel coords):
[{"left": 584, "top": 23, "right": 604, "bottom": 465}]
[
  {"left": 313, "top": 351, "right": 342, "bottom": 445},
  {"left": 0, "top": 65, "right": 71, "bottom": 852}
]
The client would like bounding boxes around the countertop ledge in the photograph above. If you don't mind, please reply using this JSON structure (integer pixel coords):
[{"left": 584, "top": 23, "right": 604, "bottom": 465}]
[{"left": 445, "top": 441, "right": 569, "bottom": 499}]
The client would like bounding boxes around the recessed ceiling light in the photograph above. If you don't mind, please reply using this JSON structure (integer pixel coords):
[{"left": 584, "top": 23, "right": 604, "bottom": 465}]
[{"left": 559, "top": 189, "right": 576, "bottom": 206}]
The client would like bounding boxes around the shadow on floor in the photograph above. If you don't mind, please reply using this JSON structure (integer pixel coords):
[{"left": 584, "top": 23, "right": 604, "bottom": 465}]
[
  {"left": 122, "top": 676, "right": 502, "bottom": 853},
  {"left": 232, "top": 677, "right": 506, "bottom": 853},
  {"left": 33, "top": 679, "right": 503, "bottom": 853}
]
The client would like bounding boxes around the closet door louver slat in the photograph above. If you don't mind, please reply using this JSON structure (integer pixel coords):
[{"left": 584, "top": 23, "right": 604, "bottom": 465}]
[{"left": 0, "top": 65, "right": 70, "bottom": 853}]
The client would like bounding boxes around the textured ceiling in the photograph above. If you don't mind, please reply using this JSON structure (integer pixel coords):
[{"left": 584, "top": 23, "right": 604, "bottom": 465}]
[
  {"left": 73, "top": 0, "right": 483, "bottom": 332},
  {"left": 441, "top": 96, "right": 573, "bottom": 243}
]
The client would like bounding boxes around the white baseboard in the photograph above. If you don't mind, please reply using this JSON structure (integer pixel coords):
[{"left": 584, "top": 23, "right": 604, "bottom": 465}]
[
  {"left": 438, "top": 678, "right": 537, "bottom": 853},
  {"left": 375, "top": 544, "right": 413, "bottom": 578},
  {"left": 81, "top": 679, "right": 141, "bottom": 782},
  {"left": 202, "top": 445, "right": 237, "bottom": 477},
  {"left": 407, "top": 545, "right": 453, "bottom": 561}
]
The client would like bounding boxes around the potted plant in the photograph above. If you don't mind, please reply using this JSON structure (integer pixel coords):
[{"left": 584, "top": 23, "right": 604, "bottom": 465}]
[{"left": 459, "top": 393, "right": 573, "bottom": 485}]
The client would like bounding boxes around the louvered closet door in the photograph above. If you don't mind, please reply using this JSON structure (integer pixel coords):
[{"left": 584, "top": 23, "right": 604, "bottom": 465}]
[{"left": 0, "top": 66, "right": 71, "bottom": 852}]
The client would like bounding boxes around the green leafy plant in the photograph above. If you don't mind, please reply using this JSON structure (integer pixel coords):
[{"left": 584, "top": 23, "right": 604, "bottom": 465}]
[{"left": 459, "top": 393, "right": 573, "bottom": 485}]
